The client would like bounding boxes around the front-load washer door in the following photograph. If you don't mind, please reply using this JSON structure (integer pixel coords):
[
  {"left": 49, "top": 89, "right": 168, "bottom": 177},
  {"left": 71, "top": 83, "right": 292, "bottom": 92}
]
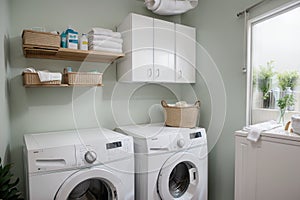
[
  {"left": 157, "top": 152, "right": 203, "bottom": 200},
  {"left": 55, "top": 168, "right": 124, "bottom": 200}
]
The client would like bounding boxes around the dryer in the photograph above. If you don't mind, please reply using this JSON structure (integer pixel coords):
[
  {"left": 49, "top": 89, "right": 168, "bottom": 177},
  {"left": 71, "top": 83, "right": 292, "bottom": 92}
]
[
  {"left": 23, "top": 128, "right": 134, "bottom": 200},
  {"left": 115, "top": 123, "right": 207, "bottom": 200}
]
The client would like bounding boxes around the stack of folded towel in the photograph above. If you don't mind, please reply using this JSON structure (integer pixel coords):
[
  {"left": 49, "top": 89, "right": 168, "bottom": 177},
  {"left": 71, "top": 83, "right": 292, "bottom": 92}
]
[{"left": 88, "top": 28, "right": 123, "bottom": 53}]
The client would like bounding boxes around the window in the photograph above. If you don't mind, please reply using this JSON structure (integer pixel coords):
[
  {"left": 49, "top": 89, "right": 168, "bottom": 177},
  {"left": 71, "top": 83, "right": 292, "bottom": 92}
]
[{"left": 247, "top": 2, "right": 300, "bottom": 125}]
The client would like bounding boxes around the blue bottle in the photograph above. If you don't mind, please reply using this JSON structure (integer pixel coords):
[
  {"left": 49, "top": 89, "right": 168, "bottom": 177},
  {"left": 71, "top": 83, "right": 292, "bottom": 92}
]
[{"left": 61, "top": 31, "right": 67, "bottom": 48}]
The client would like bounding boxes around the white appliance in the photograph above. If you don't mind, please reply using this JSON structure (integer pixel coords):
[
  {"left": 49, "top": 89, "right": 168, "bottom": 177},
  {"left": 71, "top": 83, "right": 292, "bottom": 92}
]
[
  {"left": 115, "top": 123, "right": 207, "bottom": 200},
  {"left": 145, "top": 0, "right": 198, "bottom": 15},
  {"left": 235, "top": 128, "right": 300, "bottom": 200},
  {"left": 23, "top": 128, "right": 134, "bottom": 200}
]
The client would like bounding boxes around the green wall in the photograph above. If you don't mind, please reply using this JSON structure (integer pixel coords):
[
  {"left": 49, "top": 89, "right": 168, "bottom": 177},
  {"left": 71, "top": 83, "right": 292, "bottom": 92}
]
[
  {"left": 9, "top": 0, "right": 182, "bottom": 195},
  {"left": 0, "top": 0, "right": 11, "bottom": 164},
  {"left": 7, "top": 0, "right": 296, "bottom": 199},
  {"left": 181, "top": 0, "right": 296, "bottom": 199}
]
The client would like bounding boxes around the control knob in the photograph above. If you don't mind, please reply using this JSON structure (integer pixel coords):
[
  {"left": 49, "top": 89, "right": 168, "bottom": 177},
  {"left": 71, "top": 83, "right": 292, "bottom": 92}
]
[
  {"left": 84, "top": 151, "right": 97, "bottom": 164},
  {"left": 177, "top": 139, "right": 185, "bottom": 148}
]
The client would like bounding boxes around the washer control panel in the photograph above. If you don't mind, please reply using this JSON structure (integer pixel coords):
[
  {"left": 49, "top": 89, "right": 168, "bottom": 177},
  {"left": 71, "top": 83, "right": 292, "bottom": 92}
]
[
  {"left": 147, "top": 128, "right": 206, "bottom": 152},
  {"left": 24, "top": 128, "right": 134, "bottom": 173},
  {"left": 168, "top": 128, "right": 206, "bottom": 151},
  {"left": 76, "top": 137, "right": 133, "bottom": 167}
]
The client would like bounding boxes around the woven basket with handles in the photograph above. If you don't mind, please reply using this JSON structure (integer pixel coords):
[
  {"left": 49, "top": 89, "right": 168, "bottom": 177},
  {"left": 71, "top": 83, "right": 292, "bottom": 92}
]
[{"left": 161, "top": 100, "right": 201, "bottom": 128}]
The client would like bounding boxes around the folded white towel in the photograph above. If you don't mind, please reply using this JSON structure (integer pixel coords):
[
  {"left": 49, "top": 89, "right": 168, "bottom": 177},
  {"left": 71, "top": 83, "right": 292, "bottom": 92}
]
[
  {"left": 244, "top": 120, "right": 281, "bottom": 142},
  {"left": 88, "top": 46, "right": 122, "bottom": 53},
  {"left": 89, "top": 27, "right": 113, "bottom": 34},
  {"left": 89, "top": 41, "right": 122, "bottom": 49},
  {"left": 88, "top": 32, "right": 121, "bottom": 38},
  {"left": 37, "top": 71, "right": 62, "bottom": 82},
  {"left": 88, "top": 35, "right": 123, "bottom": 43}
]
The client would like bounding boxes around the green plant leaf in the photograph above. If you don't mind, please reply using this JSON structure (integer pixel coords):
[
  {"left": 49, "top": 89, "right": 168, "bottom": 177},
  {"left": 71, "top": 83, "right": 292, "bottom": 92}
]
[
  {"left": 277, "top": 94, "right": 295, "bottom": 110},
  {"left": 256, "top": 61, "right": 276, "bottom": 97},
  {"left": 277, "top": 70, "right": 299, "bottom": 90},
  {"left": 0, "top": 164, "right": 13, "bottom": 178},
  {"left": 0, "top": 157, "right": 23, "bottom": 200}
]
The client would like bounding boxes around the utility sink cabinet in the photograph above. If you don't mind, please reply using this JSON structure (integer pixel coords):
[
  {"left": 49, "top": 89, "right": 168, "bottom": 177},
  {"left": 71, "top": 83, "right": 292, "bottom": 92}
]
[
  {"left": 117, "top": 13, "right": 196, "bottom": 83},
  {"left": 235, "top": 129, "right": 300, "bottom": 200}
]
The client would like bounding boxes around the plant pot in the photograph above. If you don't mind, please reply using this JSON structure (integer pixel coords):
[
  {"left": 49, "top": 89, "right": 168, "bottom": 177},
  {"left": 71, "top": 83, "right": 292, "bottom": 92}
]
[{"left": 263, "top": 97, "right": 270, "bottom": 108}]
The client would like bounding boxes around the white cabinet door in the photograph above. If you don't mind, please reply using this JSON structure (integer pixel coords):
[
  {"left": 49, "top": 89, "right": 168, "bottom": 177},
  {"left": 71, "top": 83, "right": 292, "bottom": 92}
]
[
  {"left": 117, "top": 13, "right": 196, "bottom": 83},
  {"left": 132, "top": 14, "right": 154, "bottom": 82},
  {"left": 175, "top": 24, "right": 196, "bottom": 83},
  {"left": 235, "top": 132, "right": 300, "bottom": 200},
  {"left": 154, "top": 19, "right": 175, "bottom": 82}
]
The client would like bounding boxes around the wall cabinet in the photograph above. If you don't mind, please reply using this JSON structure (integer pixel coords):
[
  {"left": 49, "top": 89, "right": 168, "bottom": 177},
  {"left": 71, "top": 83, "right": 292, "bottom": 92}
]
[
  {"left": 117, "top": 13, "right": 195, "bottom": 83},
  {"left": 175, "top": 24, "right": 196, "bottom": 83}
]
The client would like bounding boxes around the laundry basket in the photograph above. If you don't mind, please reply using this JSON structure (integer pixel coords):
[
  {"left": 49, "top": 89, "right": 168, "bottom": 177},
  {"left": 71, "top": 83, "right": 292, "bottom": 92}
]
[{"left": 161, "top": 100, "right": 200, "bottom": 128}]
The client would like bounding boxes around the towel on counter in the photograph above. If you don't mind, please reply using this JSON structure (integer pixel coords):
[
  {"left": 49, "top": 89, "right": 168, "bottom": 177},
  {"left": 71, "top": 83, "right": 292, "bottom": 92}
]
[
  {"left": 88, "top": 46, "right": 122, "bottom": 53},
  {"left": 37, "top": 71, "right": 62, "bottom": 82},
  {"left": 88, "top": 35, "right": 123, "bottom": 44},
  {"left": 243, "top": 120, "right": 281, "bottom": 142},
  {"left": 89, "top": 40, "right": 122, "bottom": 49}
]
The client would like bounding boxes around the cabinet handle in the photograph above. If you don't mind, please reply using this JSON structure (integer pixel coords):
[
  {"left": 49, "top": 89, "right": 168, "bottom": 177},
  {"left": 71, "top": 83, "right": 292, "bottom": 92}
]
[
  {"left": 178, "top": 70, "right": 183, "bottom": 78},
  {"left": 156, "top": 69, "right": 160, "bottom": 78},
  {"left": 148, "top": 68, "right": 153, "bottom": 77}
]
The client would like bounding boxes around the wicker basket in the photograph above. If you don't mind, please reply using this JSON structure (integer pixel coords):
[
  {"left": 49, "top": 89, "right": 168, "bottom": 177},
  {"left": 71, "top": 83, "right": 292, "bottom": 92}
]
[
  {"left": 63, "top": 72, "right": 103, "bottom": 86},
  {"left": 23, "top": 72, "right": 61, "bottom": 85},
  {"left": 161, "top": 100, "right": 200, "bottom": 128},
  {"left": 22, "top": 30, "right": 60, "bottom": 49}
]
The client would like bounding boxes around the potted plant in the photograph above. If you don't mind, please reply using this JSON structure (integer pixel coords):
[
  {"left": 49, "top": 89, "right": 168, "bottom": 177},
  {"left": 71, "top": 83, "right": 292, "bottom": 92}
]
[
  {"left": 277, "top": 94, "right": 295, "bottom": 125},
  {"left": 277, "top": 70, "right": 299, "bottom": 91},
  {"left": 0, "top": 158, "right": 23, "bottom": 200},
  {"left": 257, "top": 61, "right": 276, "bottom": 108},
  {"left": 277, "top": 70, "right": 299, "bottom": 111}
]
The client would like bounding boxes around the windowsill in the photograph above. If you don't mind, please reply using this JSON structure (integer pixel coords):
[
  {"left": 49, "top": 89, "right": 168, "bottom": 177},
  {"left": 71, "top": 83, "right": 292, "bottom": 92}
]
[{"left": 252, "top": 108, "right": 300, "bottom": 124}]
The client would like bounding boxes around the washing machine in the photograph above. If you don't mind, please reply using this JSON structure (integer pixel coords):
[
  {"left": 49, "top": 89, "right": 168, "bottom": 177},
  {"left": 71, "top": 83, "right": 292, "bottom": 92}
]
[
  {"left": 115, "top": 123, "right": 207, "bottom": 200},
  {"left": 23, "top": 128, "right": 134, "bottom": 200}
]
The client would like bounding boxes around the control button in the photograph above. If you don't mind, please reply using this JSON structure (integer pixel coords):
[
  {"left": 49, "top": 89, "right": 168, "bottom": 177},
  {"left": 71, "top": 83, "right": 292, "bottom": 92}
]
[
  {"left": 177, "top": 139, "right": 185, "bottom": 148},
  {"left": 84, "top": 151, "right": 97, "bottom": 164}
]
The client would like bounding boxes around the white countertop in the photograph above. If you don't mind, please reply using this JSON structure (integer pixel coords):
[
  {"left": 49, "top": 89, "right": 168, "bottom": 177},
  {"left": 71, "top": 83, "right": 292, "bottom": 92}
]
[{"left": 235, "top": 127, "right": 300, "bottom": 142}]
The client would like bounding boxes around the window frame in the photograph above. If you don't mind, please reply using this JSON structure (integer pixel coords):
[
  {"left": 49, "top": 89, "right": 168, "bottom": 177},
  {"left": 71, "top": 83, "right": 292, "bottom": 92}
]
[{"left": 246, "top": 0, "right": 300, "bottom": 125}]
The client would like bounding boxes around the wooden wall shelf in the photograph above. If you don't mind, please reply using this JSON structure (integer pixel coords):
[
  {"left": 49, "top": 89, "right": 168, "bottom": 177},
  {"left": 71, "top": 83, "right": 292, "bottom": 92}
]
[
  {"left": 24, "top": 84, "right": 103, "bottom": 88},
  {"left": 23, "top": 47, "right": 124, "bottom": 63}
]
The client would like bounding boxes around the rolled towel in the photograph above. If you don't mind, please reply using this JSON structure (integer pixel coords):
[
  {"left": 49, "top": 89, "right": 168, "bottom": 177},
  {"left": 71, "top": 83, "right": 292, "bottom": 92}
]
[
  {"left": 89, "top": 40, "right": 122, "bottom": 49},
  {"left": 88, "top": 35, "right": 123, "bottom": 44},
  {"left": 23, "top": 67, "right": 36, "bottom": 73},
  {"left": 37, "top": 71, "right": 62, "bottom": 82},
  {"left": 89, "top": 46, "right": 122, "bottom": 53}
]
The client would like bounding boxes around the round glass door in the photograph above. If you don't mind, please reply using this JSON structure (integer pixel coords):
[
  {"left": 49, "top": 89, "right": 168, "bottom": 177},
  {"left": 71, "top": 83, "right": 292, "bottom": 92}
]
[
  {"left": 169, "top": 162, "right": 192, "bottom": 198},
  {"left": 68, "top": 178, "right": 114, "bottom": 200},
  {"left": 157, "top": 153, "right": 201, "bottom": 200},
  {"left": 55, "top": 168, "right": 122, "bottom": 200}
]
